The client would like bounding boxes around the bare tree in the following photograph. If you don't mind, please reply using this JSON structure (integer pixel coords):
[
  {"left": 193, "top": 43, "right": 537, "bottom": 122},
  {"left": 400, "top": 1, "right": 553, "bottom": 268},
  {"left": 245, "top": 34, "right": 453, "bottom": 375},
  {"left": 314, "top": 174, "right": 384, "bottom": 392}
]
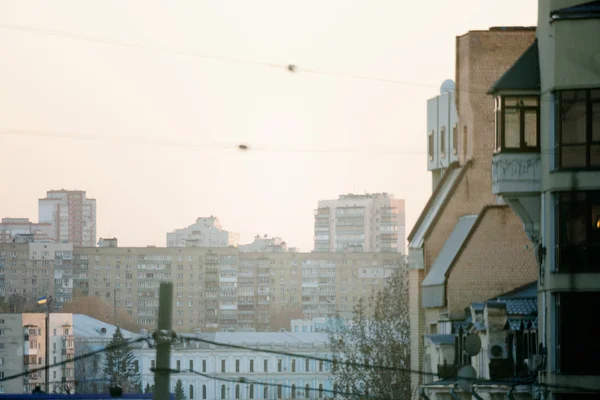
[
  {"left": 268, "top": 304, "right": 304, "bottom": 331},
  {"left": 61, "top": 294, "right": 139, "bottom": 331},
  {"left": 328, "top": 267, "right": 411, "bottom": 399}
]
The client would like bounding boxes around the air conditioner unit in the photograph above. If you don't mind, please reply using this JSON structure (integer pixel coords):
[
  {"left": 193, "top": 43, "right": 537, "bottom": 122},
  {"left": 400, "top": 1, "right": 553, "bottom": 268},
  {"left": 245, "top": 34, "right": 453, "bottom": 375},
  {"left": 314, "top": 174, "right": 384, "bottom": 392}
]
[{"left": 488, "top": 343, "right": 508, "bottom": 359}]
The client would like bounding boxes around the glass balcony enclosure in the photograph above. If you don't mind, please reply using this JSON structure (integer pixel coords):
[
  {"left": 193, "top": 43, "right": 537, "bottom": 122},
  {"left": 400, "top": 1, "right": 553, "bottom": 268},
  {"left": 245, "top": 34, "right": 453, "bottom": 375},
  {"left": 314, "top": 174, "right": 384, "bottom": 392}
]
[{"left": 494, "top": 95, "right": 540, "bottom": 153}]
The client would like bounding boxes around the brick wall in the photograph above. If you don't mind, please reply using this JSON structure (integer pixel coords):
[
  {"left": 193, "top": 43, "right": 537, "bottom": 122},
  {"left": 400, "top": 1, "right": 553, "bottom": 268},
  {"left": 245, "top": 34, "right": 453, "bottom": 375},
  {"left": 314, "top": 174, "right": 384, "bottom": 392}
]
[{"left": 446, "top": 206, "right": 537, "bottom": 317}]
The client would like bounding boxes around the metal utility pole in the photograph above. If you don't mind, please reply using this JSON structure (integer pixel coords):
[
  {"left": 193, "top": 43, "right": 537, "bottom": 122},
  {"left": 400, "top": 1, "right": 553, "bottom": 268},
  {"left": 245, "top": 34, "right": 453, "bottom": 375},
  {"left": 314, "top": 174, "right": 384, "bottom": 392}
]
[
  {"left": 45, "top": 296, "right": 53, "bottom": 394},
  {"left": 114, "top": 288, "right": 117, "bottom": 321},
  {"left": 154, "top": 283, "right": 173, "bottom": 400}
]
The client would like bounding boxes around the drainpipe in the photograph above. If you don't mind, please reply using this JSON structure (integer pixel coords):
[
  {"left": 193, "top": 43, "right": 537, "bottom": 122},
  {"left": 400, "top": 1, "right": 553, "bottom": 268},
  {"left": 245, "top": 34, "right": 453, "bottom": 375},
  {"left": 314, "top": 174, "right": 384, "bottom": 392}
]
[
  {"left": 419, "top": 387, "right": 432, "bottom": 400},
  {"left": 471, "top": 387, "right": 484, "bottom": 400},
  {"left": 506, "top": 386, "right": 516, "bottom": 400},
  {"left": 449, "top": 385, "right": 461, "bottom": 400}
]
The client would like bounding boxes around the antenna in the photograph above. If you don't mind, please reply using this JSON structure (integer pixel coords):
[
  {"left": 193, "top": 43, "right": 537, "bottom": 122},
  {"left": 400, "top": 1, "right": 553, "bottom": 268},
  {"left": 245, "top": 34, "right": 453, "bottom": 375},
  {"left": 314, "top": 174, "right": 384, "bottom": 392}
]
[
  {"left": 457, "top": 365, "right": 477, "bottom": 392},
  {"left": 464, "top": 334, "right": 482, "bottom": 357}
]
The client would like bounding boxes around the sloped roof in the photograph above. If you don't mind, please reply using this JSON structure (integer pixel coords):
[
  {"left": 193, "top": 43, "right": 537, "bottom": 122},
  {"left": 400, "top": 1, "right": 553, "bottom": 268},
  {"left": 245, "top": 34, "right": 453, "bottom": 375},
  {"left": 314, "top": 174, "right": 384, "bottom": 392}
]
[
  {"left": 73, "top": 314, "right": 139, "bottom": 340},
  {"left": 408, "top": 163, "right": 465, "bottom": 247},
  {"left": 177, "top": 331, "right": 330, "bottom": 349},
  {"left": 488, "top": 40, "right": 540, "bottom": 94},
  {"left": 424, "top": 334, "right": 456, "bottom": 346},
  {"left": 422, "top": 215, "right": 479, "bottom": 287}
]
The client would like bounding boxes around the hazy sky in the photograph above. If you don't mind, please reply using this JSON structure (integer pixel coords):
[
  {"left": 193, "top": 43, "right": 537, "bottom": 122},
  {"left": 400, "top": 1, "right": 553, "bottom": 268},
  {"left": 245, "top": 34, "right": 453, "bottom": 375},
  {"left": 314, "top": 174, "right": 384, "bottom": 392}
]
[{"left": 0, "top": 1, "right": 537, "bottom": 250}]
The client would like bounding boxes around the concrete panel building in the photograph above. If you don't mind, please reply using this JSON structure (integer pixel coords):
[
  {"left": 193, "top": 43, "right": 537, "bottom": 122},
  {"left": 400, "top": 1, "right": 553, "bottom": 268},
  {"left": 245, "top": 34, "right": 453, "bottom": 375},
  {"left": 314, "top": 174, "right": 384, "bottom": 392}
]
[
  {"left": 314, "top": 193, "right": 405, "bottom": 253},
  {"left": 166, "top": 217, "right": 240, "bottom": 248},
  {"left": 38, "top": 190, "right": 96, "bottom": 248}
]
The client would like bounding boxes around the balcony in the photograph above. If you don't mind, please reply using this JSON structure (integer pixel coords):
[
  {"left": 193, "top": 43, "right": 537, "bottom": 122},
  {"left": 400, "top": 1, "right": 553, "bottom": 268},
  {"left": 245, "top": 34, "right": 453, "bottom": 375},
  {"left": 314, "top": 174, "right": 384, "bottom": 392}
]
[{"left": 491, "top": 152, "right": 541, "bottom": 196}]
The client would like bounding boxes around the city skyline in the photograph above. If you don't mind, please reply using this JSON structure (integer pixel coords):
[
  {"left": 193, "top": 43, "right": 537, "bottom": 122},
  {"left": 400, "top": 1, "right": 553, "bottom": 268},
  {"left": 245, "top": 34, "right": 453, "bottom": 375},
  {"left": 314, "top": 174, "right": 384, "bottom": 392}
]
[{"left": 0, "top": 1, "right": 537, "bottom": 252}]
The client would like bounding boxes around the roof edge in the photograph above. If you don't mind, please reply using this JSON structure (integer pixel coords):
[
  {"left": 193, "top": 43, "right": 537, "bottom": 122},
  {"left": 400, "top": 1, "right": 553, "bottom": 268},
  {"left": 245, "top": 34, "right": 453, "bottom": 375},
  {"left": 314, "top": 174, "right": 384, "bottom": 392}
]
[
  {"left": 407, "top": 161, "right": 462, "bottom": 242},
  {"left": 444, "top": 205, "right": 508, "bottom": 279},
  {"left": 420, "top": 161, "right": 473, "bottom": 242}
]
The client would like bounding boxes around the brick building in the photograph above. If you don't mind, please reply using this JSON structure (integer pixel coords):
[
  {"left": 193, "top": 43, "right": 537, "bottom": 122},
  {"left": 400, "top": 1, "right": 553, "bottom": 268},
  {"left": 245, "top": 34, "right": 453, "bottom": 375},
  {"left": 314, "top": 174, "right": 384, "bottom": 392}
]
[{"left": 408, "top": 28, "right": 538, "bottom": 397}]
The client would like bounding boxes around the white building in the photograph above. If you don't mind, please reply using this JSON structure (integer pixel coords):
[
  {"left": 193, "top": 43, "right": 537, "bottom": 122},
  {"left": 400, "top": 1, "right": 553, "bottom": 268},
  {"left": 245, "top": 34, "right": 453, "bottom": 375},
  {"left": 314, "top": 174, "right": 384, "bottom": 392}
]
[
  {"left": 238, "top": 235, "right": 290, "bottom": 253},
  {"left": 0, "top": 218, "right": 55, "bottom": 244},
  {"left": 137, "top": 331, "right": 333, "bottom": 400},
  {"left": 314, "top": 193, "right": 405, "bottom": 253},
  {"left": 167, "top": 217, "right": 240, "bottom": 248},
  {"left": 38, "top": 190, "right": 97, "bottom": 247}
]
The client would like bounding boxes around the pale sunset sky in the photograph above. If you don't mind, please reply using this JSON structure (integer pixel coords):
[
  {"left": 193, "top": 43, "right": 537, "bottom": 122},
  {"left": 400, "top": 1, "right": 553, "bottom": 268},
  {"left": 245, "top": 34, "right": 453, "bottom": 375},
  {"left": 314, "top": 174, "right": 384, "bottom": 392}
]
[{"left": 0, "top": 1, "right": 537, "bottom": 250}]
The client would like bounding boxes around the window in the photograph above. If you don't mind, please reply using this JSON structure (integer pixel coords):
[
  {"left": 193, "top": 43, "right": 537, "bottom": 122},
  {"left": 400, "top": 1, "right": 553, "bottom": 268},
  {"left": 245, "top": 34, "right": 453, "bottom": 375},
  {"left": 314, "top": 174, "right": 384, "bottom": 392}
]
[
  {"left": 556, "top": 191, "right": 600, "bottom": 272},
  {"left": 151, "top": 360, "right": 156, "bottom": 371},
  {"left": 189, "top": 360, "right": 194, "bottom": 371},
  {"left": 235, "top": 359, "right": 240, "bottom": 373},
  {"left": 452, "top": 123, "right": 458, "bottom": 155},
  {"left": 277, "top": 385, "right": 282, "bottom": 399},
  {"left": 264, "top": 387, "right": 269, "bottom": 399},
  {"left": 440, "top": 126, "right": 446, "bottom": 157},
  {"left": 221, "top": 385, "right": 226, "bottom": 400},
  {"left": 291, "top": 384, "right": 296, "bottom": 399},
  {"left": 189, "top": 385, "right": 194, "bottom": 400},
  {"left": 291, "top": 359, "right": 296, "bottom": 372},
  {"left": 202, "top": 385, "right": 207, "bottom": 400},
  {"left": 558, "top": 89, "right": 600, "bottom": 168},
  {"left": 235, "top": 384, "right": 240, "bottom": 399},
  {"left": 494, "top": 96, "right": 539, "bottom": 152},
  {"left": 428, "top": 130, "right": 434, "bottom": 160},
  {"left": 305, "top": 384, "right": 310, "bottom": 398},
  {"left": 319, "top": 360, "right": 323, "bottom": 372},
  {"left": 249, "top": 384, "right": 254, "bottom": 399},
  {"left": 555, "top": 292, "right": 600, "bottom": 374},
  {"left": 249, "top": 359, "right": 254, "bottom": 372},
  {"left": 277, "top": 359, "right": 282, "bottom": 372},
  {"left": 221, "top": 360, "right": 226, "bottom": 373},
  {"left": 305, "top": 358, "right": 309, "bottom": 372},
  {"left": 176, "top": 360, "right": 181, "bottom": 371},
  {"left": 264, "top": 359, "right": 268, "bottom": 372},
  {"left": 318, "top": 384, "right": 323, "bottom": 398}
]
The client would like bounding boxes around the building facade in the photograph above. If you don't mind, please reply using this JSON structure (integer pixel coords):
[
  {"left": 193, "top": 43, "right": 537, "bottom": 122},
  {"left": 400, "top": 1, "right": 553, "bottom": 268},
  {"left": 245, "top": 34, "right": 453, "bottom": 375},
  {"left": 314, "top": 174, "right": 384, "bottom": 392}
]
[
  {"left": 166, "top": 217, "right": 240, "bottom": 248},
  {"left": 489, "top": 1, "right": 600, "bottom": 398},
  {"left": 0, "top": 313, "right": 75, "bottom": 395},
  {"left": 0, "top": 244, "right": 404, "bottom": 333},
  {"left": 0, "top": 218, "right": 54, "bottom": 244},
  {"left": 38, "top": 190, "right": 96, "bottom": 248},
  {"left": 408, "top": 28, "right": 539, "bottom": 398},
  {"left": 314, "top": 193, "right": 405, "bottom": 253},
  {"left": 137, "top": 332, "right": 333, "bottom": 400},
  {"left": 238, "top": 235, "right": 291, "bottom": 253}
]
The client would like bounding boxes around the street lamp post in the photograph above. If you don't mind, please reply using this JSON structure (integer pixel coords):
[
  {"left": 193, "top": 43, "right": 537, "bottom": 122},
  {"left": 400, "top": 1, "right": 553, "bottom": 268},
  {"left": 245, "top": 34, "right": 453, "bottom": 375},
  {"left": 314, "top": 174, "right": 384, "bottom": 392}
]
[{"left": 42, "top": 296, "right": 53, "bottom": 394}]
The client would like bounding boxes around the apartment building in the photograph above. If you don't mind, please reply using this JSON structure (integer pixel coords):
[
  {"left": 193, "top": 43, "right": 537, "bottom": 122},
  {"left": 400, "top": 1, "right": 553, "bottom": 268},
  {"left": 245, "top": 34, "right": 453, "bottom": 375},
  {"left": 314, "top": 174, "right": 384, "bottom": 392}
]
[
  {"left": 0, "top": 218, "right": 54, "bottom": 244},
  {"left": 408, "top": 28, "right": 539, "bottom": 398},
  {"left": 38, "top": 190, "right": 96, "bottom": 247},
  {"left": 488, "top": 1, "right": 600, "bottom": 398},
  {"left": 314, "top": 193, "right": 406, "bottom": 253},
  {"left": 0, "top": 313, "right": 75, "bottom": 395},
  {"left": 137, "top": 331, "right": 333, "bottom": 400},
  {"left": 238, "top": 235, "right": 292, "bottom": 253},
  {"left": 1, "top": 243, "right": 404, "bottom": 333},
  {"left": 0, "top": 243, "right": 74, "bottom": 309},
  {"left": 166, "top": 217, "right": 240, "bottom": 248}
]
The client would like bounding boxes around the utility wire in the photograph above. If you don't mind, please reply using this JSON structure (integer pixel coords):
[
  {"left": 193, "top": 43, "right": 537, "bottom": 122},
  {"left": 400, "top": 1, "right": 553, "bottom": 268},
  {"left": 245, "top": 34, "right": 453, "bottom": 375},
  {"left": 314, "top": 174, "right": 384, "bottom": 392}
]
[
  {"left": 0, "top": 22, "right": 558, "bottom": 104},
  {"left": 170, "top": 368, "right": 389, "bottom": 400},
  {"left": 0, "top": 337, "right": 149, "bottom": 383},
  {"left": 0, "top": 128, "right": 563, "bottom": 157}
]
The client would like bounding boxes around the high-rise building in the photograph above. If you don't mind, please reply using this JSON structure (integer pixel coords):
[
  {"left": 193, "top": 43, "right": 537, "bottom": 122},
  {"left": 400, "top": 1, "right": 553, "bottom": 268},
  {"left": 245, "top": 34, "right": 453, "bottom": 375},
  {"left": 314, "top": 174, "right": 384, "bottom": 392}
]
[
  {"left": 38, "top": 190, "right": 96, "bottom": 247},
  {"left": 166, "top": 216, "right": 240, "bottom": 248},
  {"left": 0, "top": 242, "right": 404, "bottom": 333},
  {"left": 314, "top": 193, "right": 405, "bottom": 253},
  {"left": 0, "top": 218, "right": 54, "bottom": 243}
]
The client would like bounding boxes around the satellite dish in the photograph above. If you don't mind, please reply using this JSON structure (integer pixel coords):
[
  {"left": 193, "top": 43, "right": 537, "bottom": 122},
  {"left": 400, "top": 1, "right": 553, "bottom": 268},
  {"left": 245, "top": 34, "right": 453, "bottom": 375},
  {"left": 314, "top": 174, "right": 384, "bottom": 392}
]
[
  {"left": 457, "top": 365, "right": 477, "bottom": 392},
  {"left": 464, "top": 334, "right": 482, "bottom": 357}
]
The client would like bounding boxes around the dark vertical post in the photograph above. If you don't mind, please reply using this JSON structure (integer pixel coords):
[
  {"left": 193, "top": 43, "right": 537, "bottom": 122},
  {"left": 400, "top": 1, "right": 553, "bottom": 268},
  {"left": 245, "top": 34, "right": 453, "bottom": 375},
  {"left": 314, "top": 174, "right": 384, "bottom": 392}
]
[{"left": 154, "top": 283, "right": 173, "bottom": 400}]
